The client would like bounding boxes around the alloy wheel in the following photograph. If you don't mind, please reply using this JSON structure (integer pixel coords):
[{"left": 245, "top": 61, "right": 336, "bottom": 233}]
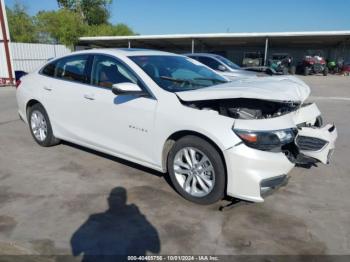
[
  {"left": 30, "top": 110, "right": 48, "bottom": 142},
  {"left": 173, "top": 147, "right": 215, "bottom": 197}
]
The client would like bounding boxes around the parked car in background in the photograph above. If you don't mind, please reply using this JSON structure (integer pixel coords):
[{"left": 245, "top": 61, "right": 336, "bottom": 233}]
[
  {"left": 268, "top": 53, "right": 296, "bottom": 75},
  {"left": 16, "top": 49, "right": 337, "bottom": 205},
  {"left": 184, "top": 53, "right": 257, "bottom": 79},
  {"left": 242, "top": 52, "right": 264, "bottom": 67}
]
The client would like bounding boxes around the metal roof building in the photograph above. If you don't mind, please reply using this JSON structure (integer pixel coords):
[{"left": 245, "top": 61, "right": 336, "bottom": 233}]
[{"left": 77, "top": 31, "right": 350, "bottom": 66}]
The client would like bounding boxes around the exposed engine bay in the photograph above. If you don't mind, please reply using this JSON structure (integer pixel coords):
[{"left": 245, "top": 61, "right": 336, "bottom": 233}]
[
  {"left": 182, "top": 98, "right": 301, "bottom": 119},
  {"left": 181, "top": 97, "right": 337, "bottom": 167}
]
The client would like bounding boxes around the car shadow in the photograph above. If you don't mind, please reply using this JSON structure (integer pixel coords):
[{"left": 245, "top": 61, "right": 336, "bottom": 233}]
[
  {"left": 62, "top": 141, "right": 164, "bottom": 178},
  {"left": 61, "top": 141, "right": 180, "bottom": 197},
  {"left": 62, "top": 141, "right": 242, "bottom": 210},
  {"left": 70, "top": 187, "right": 160, "bottom": 261}
]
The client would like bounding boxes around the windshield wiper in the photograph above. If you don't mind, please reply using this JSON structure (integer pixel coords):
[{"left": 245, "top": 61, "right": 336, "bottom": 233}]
[
  {"left": 160, "top": 76, "right": 192, "bottom": 83},
  {"left": 160, "top": 76, "right": 226, "bottom": 86},
  {"left": 193, "top": 77, "right": 227, "bottom": 83}
]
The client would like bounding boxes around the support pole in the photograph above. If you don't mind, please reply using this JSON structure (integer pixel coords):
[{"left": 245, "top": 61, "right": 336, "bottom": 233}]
[
  {"left": 128, "top": 40, "right": 131, "bottom": 49},
  {"left": 264, "top": 37, "right": 269, "bottom": 66},
  {"left": 0, "top": 0, "right": 14, "bottom": 84},
  {"left": 191, "top": 39, "right": 195, "bottom": 54}
]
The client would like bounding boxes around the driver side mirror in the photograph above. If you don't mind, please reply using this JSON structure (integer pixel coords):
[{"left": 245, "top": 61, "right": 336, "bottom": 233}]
[
  {"left": 217, "top": 65, "right": 227, "bottom": 72},
  {"left": 112, "top": 83, "right": 146, "bottom": 96}
]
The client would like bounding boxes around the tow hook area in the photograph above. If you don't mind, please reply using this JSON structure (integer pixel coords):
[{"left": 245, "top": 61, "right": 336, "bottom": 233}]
[
  {"left": 219, "top": 175, "right": 289, "bottom": 211},
  {"left": 295, "top": 124, "right": 337, "bottom": 164}
]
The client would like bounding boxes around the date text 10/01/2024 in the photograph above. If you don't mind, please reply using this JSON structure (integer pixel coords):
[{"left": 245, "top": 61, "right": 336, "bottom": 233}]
[{"left": 127, "top": 255, "right": 220, "bottom": 261}]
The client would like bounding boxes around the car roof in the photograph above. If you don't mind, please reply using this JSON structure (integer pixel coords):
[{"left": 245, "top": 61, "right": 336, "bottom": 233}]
[
  {"left": 184, "top": 53, "right": 220, "bottom": 58},
  {"left": 67, "top": 48, "right": 181, "bottom": 57}
]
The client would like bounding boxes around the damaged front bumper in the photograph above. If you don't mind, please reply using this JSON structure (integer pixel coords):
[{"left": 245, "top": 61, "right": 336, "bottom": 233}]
[
  {"left": 224, "top": 143, "right": 295, "bottom": 202},
  {"left": 296, "top": 124, "right": 337, "bottom": 164},
  {"left": 225, "top": 102, "right": 337, "bottom": 202}
]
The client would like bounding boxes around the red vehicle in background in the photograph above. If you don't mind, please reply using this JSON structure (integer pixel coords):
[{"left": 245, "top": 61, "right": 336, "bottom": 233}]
[
  {"left": 342, "top": 61, "right": 350, "bottom": 75},
  {"left": 297, "top": 51, "right": 329, "bottom": 76}
]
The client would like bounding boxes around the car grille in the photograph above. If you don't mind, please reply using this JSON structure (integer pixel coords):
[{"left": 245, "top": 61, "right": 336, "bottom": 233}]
[{"left": 296, "top": 136, "right": 328, "bottom": 151}]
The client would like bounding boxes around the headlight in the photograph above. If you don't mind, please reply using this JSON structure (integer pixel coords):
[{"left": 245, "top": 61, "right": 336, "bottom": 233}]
[{"left": 233, "top": 128, "right": 295, "bottom": 152}]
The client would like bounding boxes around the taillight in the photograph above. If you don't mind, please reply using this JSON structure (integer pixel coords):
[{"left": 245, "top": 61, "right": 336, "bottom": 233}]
[{"left": 16, "top": 80, "right": 21, "bottom": 89}]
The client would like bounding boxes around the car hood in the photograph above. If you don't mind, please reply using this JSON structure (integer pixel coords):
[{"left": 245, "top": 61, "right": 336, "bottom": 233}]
[
  {"left": 175, "top": 76, "right": 310, "bottom": 103},
  {"left": 220, "top": 70, "right": 258, "bottom": 80}
]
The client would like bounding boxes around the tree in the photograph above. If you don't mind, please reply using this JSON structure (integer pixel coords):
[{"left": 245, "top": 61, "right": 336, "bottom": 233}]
[
  {"left": 84, "top": 23, "right": 134, "bottom": 37},
  {"left": 36, "top": 9, "right": 86, "bottom": 47},
  {"left": 6, "top": 3, "right": 37, "bottom": 42},
  {"left": 57, "top": 0, "right": 111, "bottom": 25},
  {"left": 5, "top": 0, "right": 135, "bottom": 47}
]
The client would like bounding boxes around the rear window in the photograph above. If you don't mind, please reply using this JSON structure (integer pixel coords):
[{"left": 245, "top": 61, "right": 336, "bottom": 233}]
[
  {"left": 41, "top": 61, "right": 56, "bottom": 77},
  {"left": 55, "top": 55, "right": 89, "bottom": 83},
  {"left": 196, "top": 57, "right": 221, "bottom": 70}
]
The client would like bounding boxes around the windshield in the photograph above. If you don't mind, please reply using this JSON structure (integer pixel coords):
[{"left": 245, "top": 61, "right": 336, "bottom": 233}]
[
  {"left": 215, "top": 55, "right": 240, "bottom": 70},
  {"left": 129, "top": 55, "right": 228, "bottom": 92}
]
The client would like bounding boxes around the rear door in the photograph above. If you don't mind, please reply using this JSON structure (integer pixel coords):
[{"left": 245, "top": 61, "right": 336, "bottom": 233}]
[{"left": 40, "top": 54, "right": 91, "bottom": 140}]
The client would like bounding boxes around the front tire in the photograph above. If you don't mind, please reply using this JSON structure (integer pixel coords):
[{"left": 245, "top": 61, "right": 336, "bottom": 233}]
[
  {"left": 167, "top": 136, "right": 226, "bottom": 205},
  {"left": 28, "top": 103, "right": 60, "bottom": 147},
  {"left": 323, "top": 67, "right": 329, "bottom": 76}
]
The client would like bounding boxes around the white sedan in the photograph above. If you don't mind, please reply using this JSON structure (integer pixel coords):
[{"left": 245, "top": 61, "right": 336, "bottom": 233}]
[{"left": 16, "top": 49, "right": 337, "bottom": 205}]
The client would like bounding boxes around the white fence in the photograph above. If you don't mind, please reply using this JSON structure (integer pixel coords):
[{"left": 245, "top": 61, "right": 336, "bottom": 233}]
[{"left": 10, "top": 43, "right": 71, "bottom": 73}]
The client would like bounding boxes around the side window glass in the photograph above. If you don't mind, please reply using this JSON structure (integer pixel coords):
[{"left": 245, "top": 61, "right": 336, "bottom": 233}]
[
  {"left": 41, "top": 61, "right": 56, "bottom": 77},
  {"left": 198, "top": 57, "right": 221, "bottom": 70},
  {"left": 91, "top": 55, "right": 138, "bottom": 88},
  {"left": 55, "top": 55, "right": 89, "bottom": 83}
]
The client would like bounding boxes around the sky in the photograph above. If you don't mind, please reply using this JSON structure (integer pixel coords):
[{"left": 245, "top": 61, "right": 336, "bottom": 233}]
[{"left": 4, "top": 0, "right": 350, "bottom": 35}]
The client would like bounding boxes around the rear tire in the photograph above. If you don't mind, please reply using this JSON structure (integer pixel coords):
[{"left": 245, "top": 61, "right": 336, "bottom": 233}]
[
  {"left": 28, "top": 103, "right": 60, "bottom": 147},
  {"left": 167, "top": 135, "right": 226, "bottom": 205}
]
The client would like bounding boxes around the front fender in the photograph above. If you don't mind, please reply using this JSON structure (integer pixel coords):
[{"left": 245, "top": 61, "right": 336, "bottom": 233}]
[{"left": 153, "top": 101, "right": 239, "bottom": 171}]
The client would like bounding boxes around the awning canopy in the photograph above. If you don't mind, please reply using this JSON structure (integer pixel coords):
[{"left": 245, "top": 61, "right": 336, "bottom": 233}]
[{"left": 78, "top": 31, "right": 350, "bottom": 50}]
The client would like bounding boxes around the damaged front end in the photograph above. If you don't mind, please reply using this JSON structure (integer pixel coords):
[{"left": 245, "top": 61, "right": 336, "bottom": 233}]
[
  {"left": 295, "top": 124, "right": 337, "bottom": 165},
  {"left": 182, "top": 97, "right": 337, "bottom": 166},
  {"left": 182, "top": 98, "right": 301, "bottom": 120}
]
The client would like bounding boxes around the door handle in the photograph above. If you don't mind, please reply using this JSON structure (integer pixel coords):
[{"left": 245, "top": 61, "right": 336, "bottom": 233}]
[
  {"left": 84, "top": 94, "right": 95, "bottom": 100},
  {"left": 43, "top": 86, "right": 52, "bottom": 91}
]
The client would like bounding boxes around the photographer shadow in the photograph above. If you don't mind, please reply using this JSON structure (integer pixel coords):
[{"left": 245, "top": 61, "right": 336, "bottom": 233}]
[{"left": 70, "top": 187, "right": 160, "bottom": 261}]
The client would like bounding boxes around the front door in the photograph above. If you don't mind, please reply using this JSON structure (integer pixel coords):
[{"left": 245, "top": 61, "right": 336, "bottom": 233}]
[{"left": 79, "top": 54, "right": 158, "bottom": 165}]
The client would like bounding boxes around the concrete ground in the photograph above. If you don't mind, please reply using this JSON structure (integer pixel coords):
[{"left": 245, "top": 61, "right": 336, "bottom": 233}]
[{"left": 0, "top": 75, "right": 349, "bottom": 258}]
